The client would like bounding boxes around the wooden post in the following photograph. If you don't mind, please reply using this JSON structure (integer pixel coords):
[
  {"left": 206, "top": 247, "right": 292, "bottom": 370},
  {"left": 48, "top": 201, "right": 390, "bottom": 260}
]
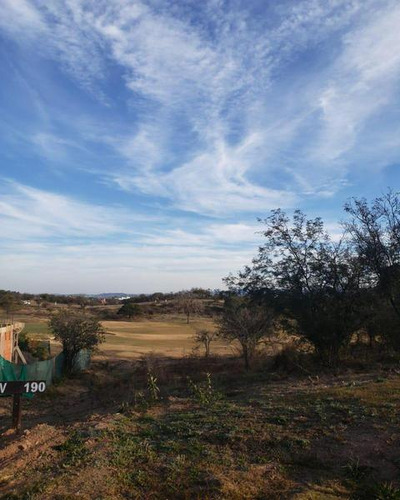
[{"left": 12, "top": 393, "right": 22, "bottom": 433}]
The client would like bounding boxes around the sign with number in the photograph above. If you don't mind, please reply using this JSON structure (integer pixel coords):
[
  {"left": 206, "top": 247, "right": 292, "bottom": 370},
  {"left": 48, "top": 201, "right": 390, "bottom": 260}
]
[{"left": 0, "top": 381, "right": 46, "bottom": 395}]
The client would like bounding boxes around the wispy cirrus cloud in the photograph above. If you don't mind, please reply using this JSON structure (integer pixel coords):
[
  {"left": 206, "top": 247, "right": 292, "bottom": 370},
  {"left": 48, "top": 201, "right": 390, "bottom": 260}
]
[
  {"left": 0, "top": 240, "right": 255, "bottom": 293},
  {"left": 313, "top": 1, "right": 400, "bottom": 163},
  {"left": 0, "top": 0, "right": 45, "bottom": 38},
  {"left": 0, "top": 181, "right": 142, "bottom": 239},
  {"left": 90, "top": 0, "right": 374, "bottom": 210},
  {"left": 0, "top": 180, "right": 261, "bottom": 245},
  {"left": 114, "top": 132, "right": 298, "bottom": 215},
  {"left": 0, "top": 181, "right": 261, "bottom": 292},
  {"left": 31, "top": 132, "right": 85, "bottom": 161},
  {"left": 1, "top": 0, "right": 383, "bottom": 215}
]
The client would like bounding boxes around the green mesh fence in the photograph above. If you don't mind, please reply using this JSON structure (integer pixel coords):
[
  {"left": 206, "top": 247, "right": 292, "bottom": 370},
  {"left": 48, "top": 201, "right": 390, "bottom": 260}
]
[{"left": 0, "top": 350, "right": 90, "bottom": 397}]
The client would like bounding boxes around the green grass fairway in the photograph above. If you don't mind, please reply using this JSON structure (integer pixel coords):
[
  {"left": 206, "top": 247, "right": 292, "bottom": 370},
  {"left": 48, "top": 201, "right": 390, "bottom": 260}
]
[{"left": 22, "top": 322, "right": 51, "bottom": 337}]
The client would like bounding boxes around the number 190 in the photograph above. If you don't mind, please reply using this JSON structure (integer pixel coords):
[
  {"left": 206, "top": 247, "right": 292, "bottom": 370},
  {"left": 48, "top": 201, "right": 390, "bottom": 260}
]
[{"left": 24, "top": 382, "right": 46, "bottom": 393}]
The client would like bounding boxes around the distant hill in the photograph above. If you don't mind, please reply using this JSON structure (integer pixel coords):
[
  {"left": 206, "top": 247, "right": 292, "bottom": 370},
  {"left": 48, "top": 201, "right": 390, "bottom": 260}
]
[{"left": 88, "top": 293, "right": 135, "bottom": 299}]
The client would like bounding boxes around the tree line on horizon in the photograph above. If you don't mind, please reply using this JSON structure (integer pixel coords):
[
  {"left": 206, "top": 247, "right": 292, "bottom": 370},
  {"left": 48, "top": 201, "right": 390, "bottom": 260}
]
[{"left": 0, "top": 287, "right": 226, "bottom": 316}]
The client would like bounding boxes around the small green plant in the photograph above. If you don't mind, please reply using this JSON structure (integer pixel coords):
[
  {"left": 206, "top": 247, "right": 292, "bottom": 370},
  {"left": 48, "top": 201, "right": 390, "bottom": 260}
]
[
  {"left": 147, "top": 371, "right": 160, "bottom": 402},
  {"left": 18, "top": 332, "right": 49, "bottom": 360},
  {"left": 353, "top": 482, "right": 400, "bottom": 500},
  {"left": 187, "top": 372, "right": 220, "bottom": 407},
  {"left": 132, "top": 390, "right": 150, "bottom": 412},
  {"left": 18, "top": 331, "right": 30, "bottom": 351},
  {"left": 118, "top": 401, "right": 131, "bottom": 414},
  {"left": 343, "top": 458, "right": 372, "bottom": 480},
  {"left": 372, "top": 483, "right": 400, "bottom": 500},
  {"left": 32, "top": 343, "right": 49, "bottom": 360}
]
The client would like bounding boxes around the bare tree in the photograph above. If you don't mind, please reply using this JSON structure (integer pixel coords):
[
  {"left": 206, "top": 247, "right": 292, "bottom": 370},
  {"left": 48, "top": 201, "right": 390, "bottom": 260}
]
[
  {"left": 194, "top": 329, "right": 216, "bottom": 357},
  {"left": 218, "top": 298, "right": 275, "bottom": 369},
  {"left": 177, "top": 292, "right": 203, "bottom": 324},
  {"left": 345, "top": 190, "right": 400, "bottom": 349},
  {"left": 345, "top": 190, "right": 400, "bottom": 317}
]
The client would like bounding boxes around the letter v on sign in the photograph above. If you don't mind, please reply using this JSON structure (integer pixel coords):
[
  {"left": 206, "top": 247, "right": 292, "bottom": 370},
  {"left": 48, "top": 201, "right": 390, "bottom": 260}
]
[{"left": 0, "top": 383, "right": 7, "bottom": 394}]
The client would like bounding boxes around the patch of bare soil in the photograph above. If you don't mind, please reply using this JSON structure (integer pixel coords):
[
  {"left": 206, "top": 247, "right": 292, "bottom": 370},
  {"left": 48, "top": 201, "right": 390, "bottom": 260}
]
[{"left": 0, "top": 424, "right": 65, "bottom": 491}]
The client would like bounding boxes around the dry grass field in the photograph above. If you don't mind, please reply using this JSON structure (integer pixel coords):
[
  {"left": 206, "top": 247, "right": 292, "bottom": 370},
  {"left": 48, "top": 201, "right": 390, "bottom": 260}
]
[
  {"left": 99, "top": 317, "right": 233, "bottom": 359},
  {"left": 19, "top": 315, "right": 234, "bottom": 359}
]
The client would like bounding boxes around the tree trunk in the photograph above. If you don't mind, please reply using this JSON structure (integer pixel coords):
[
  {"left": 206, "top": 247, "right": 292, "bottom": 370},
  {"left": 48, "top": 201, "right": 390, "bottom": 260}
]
[
  {"left": 64, "top": 350, "right": 78, "bottom": 376},
  {"left": 389, "top": 295, "right": 400, "bottom": 320},
  {"left": 243, "top": 345, "right": 250, "bottom": 370},
  {"left": 320, "top": 344, "right": 340, "bottom": 369}
]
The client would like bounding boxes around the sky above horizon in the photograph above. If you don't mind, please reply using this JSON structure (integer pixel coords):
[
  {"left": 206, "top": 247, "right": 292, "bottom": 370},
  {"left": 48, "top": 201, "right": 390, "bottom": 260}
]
[{"left": 1, "top": 0, "right": 400, "bottom": 294}]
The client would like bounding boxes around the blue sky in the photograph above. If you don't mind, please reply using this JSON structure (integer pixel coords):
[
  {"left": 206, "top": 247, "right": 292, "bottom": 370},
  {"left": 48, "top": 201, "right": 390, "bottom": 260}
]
[{"left": 0, "top": 0, "right": 400, "bottom": 294}]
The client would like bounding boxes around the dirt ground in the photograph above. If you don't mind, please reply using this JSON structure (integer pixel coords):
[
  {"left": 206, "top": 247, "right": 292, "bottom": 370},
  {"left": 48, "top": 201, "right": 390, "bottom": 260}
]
[{"left": 0, "top": 356, "right": 399, "bottom": 499}]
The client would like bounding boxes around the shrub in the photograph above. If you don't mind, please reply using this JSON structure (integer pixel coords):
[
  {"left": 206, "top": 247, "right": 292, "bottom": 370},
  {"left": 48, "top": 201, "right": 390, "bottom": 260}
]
[{"left": 49, "top": 311, "right": 105, "bottom": 374}]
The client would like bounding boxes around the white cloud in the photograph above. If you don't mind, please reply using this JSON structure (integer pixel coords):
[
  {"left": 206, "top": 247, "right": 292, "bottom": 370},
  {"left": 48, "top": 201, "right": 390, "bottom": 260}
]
[
  {"left": 0, "top": 0, "right": 45, "bottom": 37},
  {"left": 1, "top": 0, "right": 400, "bottom": 294},
  {"left": 314, "top": 1, "right": 400, "bottom": 162},
  {"left": 0, "top": 180, "right": 265, "bottom": 292},
  {"left": 162, "top": 161, "right": 295, "bottom": 216},
  {"left": 32, "top": 132, "right": 84, "bottom": 161},
  {"left": 0, "top": 0, "right": 377, "bottom": 215},
  {"left": 0, "top": 181, "right": 142, "bottom": 239},
  {"left": 0, "top": 179, "right": 264, "bottom": 244},
  {"left": 115, "top": 131, "right": 298, "bottom": 215},
  {"left": 93, "top": 0, "right": 380, "bottom": 212},
  {"left": 0, "top": 215, "right": 349, "bottom": 293},
  {"left": 0, "top": 240, "right": 253, "bottom": 293},
  {"left": 142, "top": 222, "right": 261, "bottom": 247}
]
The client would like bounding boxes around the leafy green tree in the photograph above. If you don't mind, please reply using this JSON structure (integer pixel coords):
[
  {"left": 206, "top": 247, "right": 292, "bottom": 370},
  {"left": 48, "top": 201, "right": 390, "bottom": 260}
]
[
  {"left": 49, "top": 311, "right": 105, "bottom": 374},
  {"left": 77, "top": 296, "right": 89, "bottom": 310},
  {"left": 117, "top": 302, "right": 143, "bottom": 319},
  {"left": 0, "top": 291, "right": 18, "bottom": 319},
  {"left": 190, "top": 288, "right": 213, "bottom": 299},
  {"left": 18, "top": 331, "right": 30, "bottom": 351},
  {"left": 226, "top": 210, "right": 363, "bottom": 366},
  {"left": 20, "top": 335, "right": 49, "bottom": 361}
]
